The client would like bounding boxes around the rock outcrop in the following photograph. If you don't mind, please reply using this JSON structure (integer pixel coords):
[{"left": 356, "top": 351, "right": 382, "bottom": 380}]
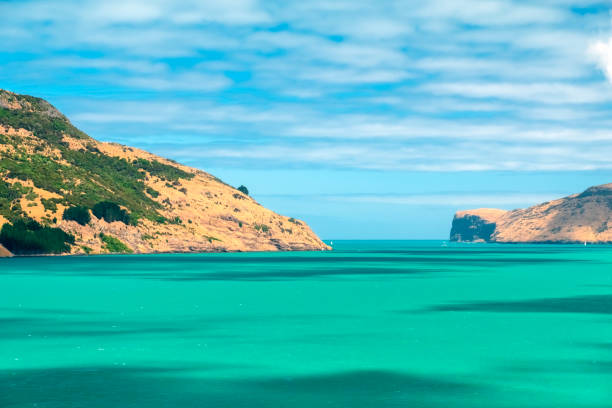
[
  {"left": 0, "top": 89, "right": 330, "bottom": 254},
  {"left": 450, "top": 183, "right": 612, "bottom": 243},
  {"left": 450, "top": 208, "right": 507, "bottom": 242}
]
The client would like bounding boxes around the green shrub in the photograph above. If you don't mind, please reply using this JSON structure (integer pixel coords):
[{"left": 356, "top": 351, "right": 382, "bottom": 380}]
[
  {"left": 168, "top": 216, "right": 182, "bottom": 225},
  {"left": 63, "top": 206, "right": 91, "bottom": 225},
  {"left": 146, "top": 187, "right": 160, "bottom": 198},
  {"left": 237, "top": 185, "right": 249, "bottom": 195},
  {"left": 0, "top": 180, "right": 21, "bottom": 203},
  {"left": 92, "top": 201, "right": 130, "bottom": 224},
  {"left": 25, "top": 191, "right": 38, "bottom": 201},
  {"left": 132, "top": 158, "right": 194, "bottom": 182},
  {"left": 253, "top": 223, "right": 270, "bottom": 233},
  {"left": 0, "top": 105, "right": 87, "bottom": 145},
  {"left": 100, "top": 233, "right": 133, "bottom": 254},
  {"left": 41, "top": 198, "right": 59, "bottom": 212},
  {"left": 0, "top": 218, "right": 74, "bottom": 254}
]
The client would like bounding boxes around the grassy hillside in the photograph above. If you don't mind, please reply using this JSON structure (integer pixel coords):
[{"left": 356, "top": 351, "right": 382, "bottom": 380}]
[
  {"left": 0, "top": 89, "right": 329, "bottom": 255},
  {"left": 0, "top": 91, "right": 193, "bottom": 225}
]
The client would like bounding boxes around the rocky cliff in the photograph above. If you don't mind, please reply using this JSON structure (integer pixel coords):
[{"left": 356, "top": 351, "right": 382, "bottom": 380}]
[
  {"left": 449, "top": 208, "right": 507, "bottom": 242},
  {"left": 0, "top": 89, "right": 330, "bottom": 255},
  {"left": 450, "top": 183, "right": 612, "bottom": 243}
]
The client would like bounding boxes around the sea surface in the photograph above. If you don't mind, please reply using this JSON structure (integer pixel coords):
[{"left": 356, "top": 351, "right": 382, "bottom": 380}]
[{"left": 1, "top": 240, "right": 612, "bottom": 407}]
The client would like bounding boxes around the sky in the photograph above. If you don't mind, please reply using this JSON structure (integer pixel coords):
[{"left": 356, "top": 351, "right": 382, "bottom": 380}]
[{"left": 2, "top": 0, "right": 612, "bottom": 239}]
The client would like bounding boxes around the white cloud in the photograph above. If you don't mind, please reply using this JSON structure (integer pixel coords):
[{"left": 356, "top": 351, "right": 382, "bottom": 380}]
[
  {"left": 414, "top": 0, "right": 566, "bottom": 26},
  {"left": 422, "top": 82, "right": 612, "bottom": 104},
  {"left": 37, "top": 57, "right": 169, "bottom": 74},
  {"left": 2, "top": 0, "right": 612, "bottom": 174},
  {"left": 589, "top": 37, "right": 612, "bottom": 82},
  {"left": 340, "top": 19, "right": 412, "bottom": 39},
  {"left": 2, "top": 0, "right": 271, "bottom": 26},
  {"left": 72, "top": 112, "right": 169, "bottom": 123},
  {"left": 415, "top": 56, "right": 587, "bottom": 80},
  {"left": 298, "top": 67, "right": 411, "bottom": 84},
  {"left": 84, "top": 1, "right": 164, "bottom": 23},
  {"left": 118, "top": 72, "right": 232, "bottom": 91},
  {"left": 162, "top": 137, "right": 612, "bottom": 172}
]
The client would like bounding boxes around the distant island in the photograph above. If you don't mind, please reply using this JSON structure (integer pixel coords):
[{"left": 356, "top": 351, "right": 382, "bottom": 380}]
[
  {"left": 450, "top": 183, "right": 612, "bottom": 243},
  {"left": 0, "top": 89, "right": 329, "bottom": 256}
]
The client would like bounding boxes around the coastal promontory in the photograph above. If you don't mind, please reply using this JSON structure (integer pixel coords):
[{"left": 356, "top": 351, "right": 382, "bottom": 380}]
[
  {"left": 450, "top": 183, "right": 612, "bottom": 243},
  {"left": 0, "top": 89, "right": 329, "bottom": 255}
]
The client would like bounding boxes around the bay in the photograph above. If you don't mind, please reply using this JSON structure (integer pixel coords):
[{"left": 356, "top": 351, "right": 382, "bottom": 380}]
[{"left": 1, "top": 241, "right": 611, "bottom": 407}]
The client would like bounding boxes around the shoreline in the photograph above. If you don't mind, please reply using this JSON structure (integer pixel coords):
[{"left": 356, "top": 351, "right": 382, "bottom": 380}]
[{"left": 0, "top": 246, "right": 333, "bottom": 258}]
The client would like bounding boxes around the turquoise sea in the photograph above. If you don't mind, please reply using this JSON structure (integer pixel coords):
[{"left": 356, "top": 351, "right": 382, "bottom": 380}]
[{"left": 1, "top": 240, "right": 612, "bottom": 407}]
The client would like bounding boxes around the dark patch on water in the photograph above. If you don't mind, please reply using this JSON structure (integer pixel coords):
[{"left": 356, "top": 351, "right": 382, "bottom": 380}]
[
  {"left": 0, "top": 312, "right": 360, "bottom": 340},
  {"left": 0, "top": 317, "right": 42, "bottom": 327},
  {"left": 4, "top": 264, "right": 448, "bottom": 281},
  {"left": 0, "top": 317, "right": 190, "bottom": 340},
  {"left": 3, "top": 253, "right": 590, "bottom": 270},
  {"left": 500, "top": 359, "right": 612, "bottom": 375},
  {"left": 0, "top": 307, "right": 100, "bottom": 315},
  {"left": 155, "top": 266, "right": 444, "bottom": 281},
  {"left": 2, "top": 250, "right": 590, "bottom": 282},
  {"left": 249, "top": 369, "right": 479, "bottom": 396},
  {"left": 425, "top": 294, "right": 612, "bottom": 315},
  {"left": 580, "top": 342, "right": 612, "bottom": 351},
  {"left": 0, "top": 365, "right": 487, "bottom": 408}
]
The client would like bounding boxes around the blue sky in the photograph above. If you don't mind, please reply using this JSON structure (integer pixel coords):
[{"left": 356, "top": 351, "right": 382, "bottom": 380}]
[{"left": 2, "top": 0, "right": 612, "bottom": 239}]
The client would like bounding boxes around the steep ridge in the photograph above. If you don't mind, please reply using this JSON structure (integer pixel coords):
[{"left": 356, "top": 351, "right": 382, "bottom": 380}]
[
  {"left": 450, "top": 183, "right": 612, "bottom": 243},
  {"left": 0, "top": 89, "right": 330, "bottom": 255}
]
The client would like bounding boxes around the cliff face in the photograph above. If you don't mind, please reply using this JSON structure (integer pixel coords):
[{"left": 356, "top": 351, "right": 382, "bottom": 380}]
[
  {"left": 450, "top": 184, "right": 612, "bottom": 243},
  {"left": 450, "top": 208, "right": 507, "bottom": 242},
  {"left": 0, "top": 89, "right": 330, "bottom": 255}
]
